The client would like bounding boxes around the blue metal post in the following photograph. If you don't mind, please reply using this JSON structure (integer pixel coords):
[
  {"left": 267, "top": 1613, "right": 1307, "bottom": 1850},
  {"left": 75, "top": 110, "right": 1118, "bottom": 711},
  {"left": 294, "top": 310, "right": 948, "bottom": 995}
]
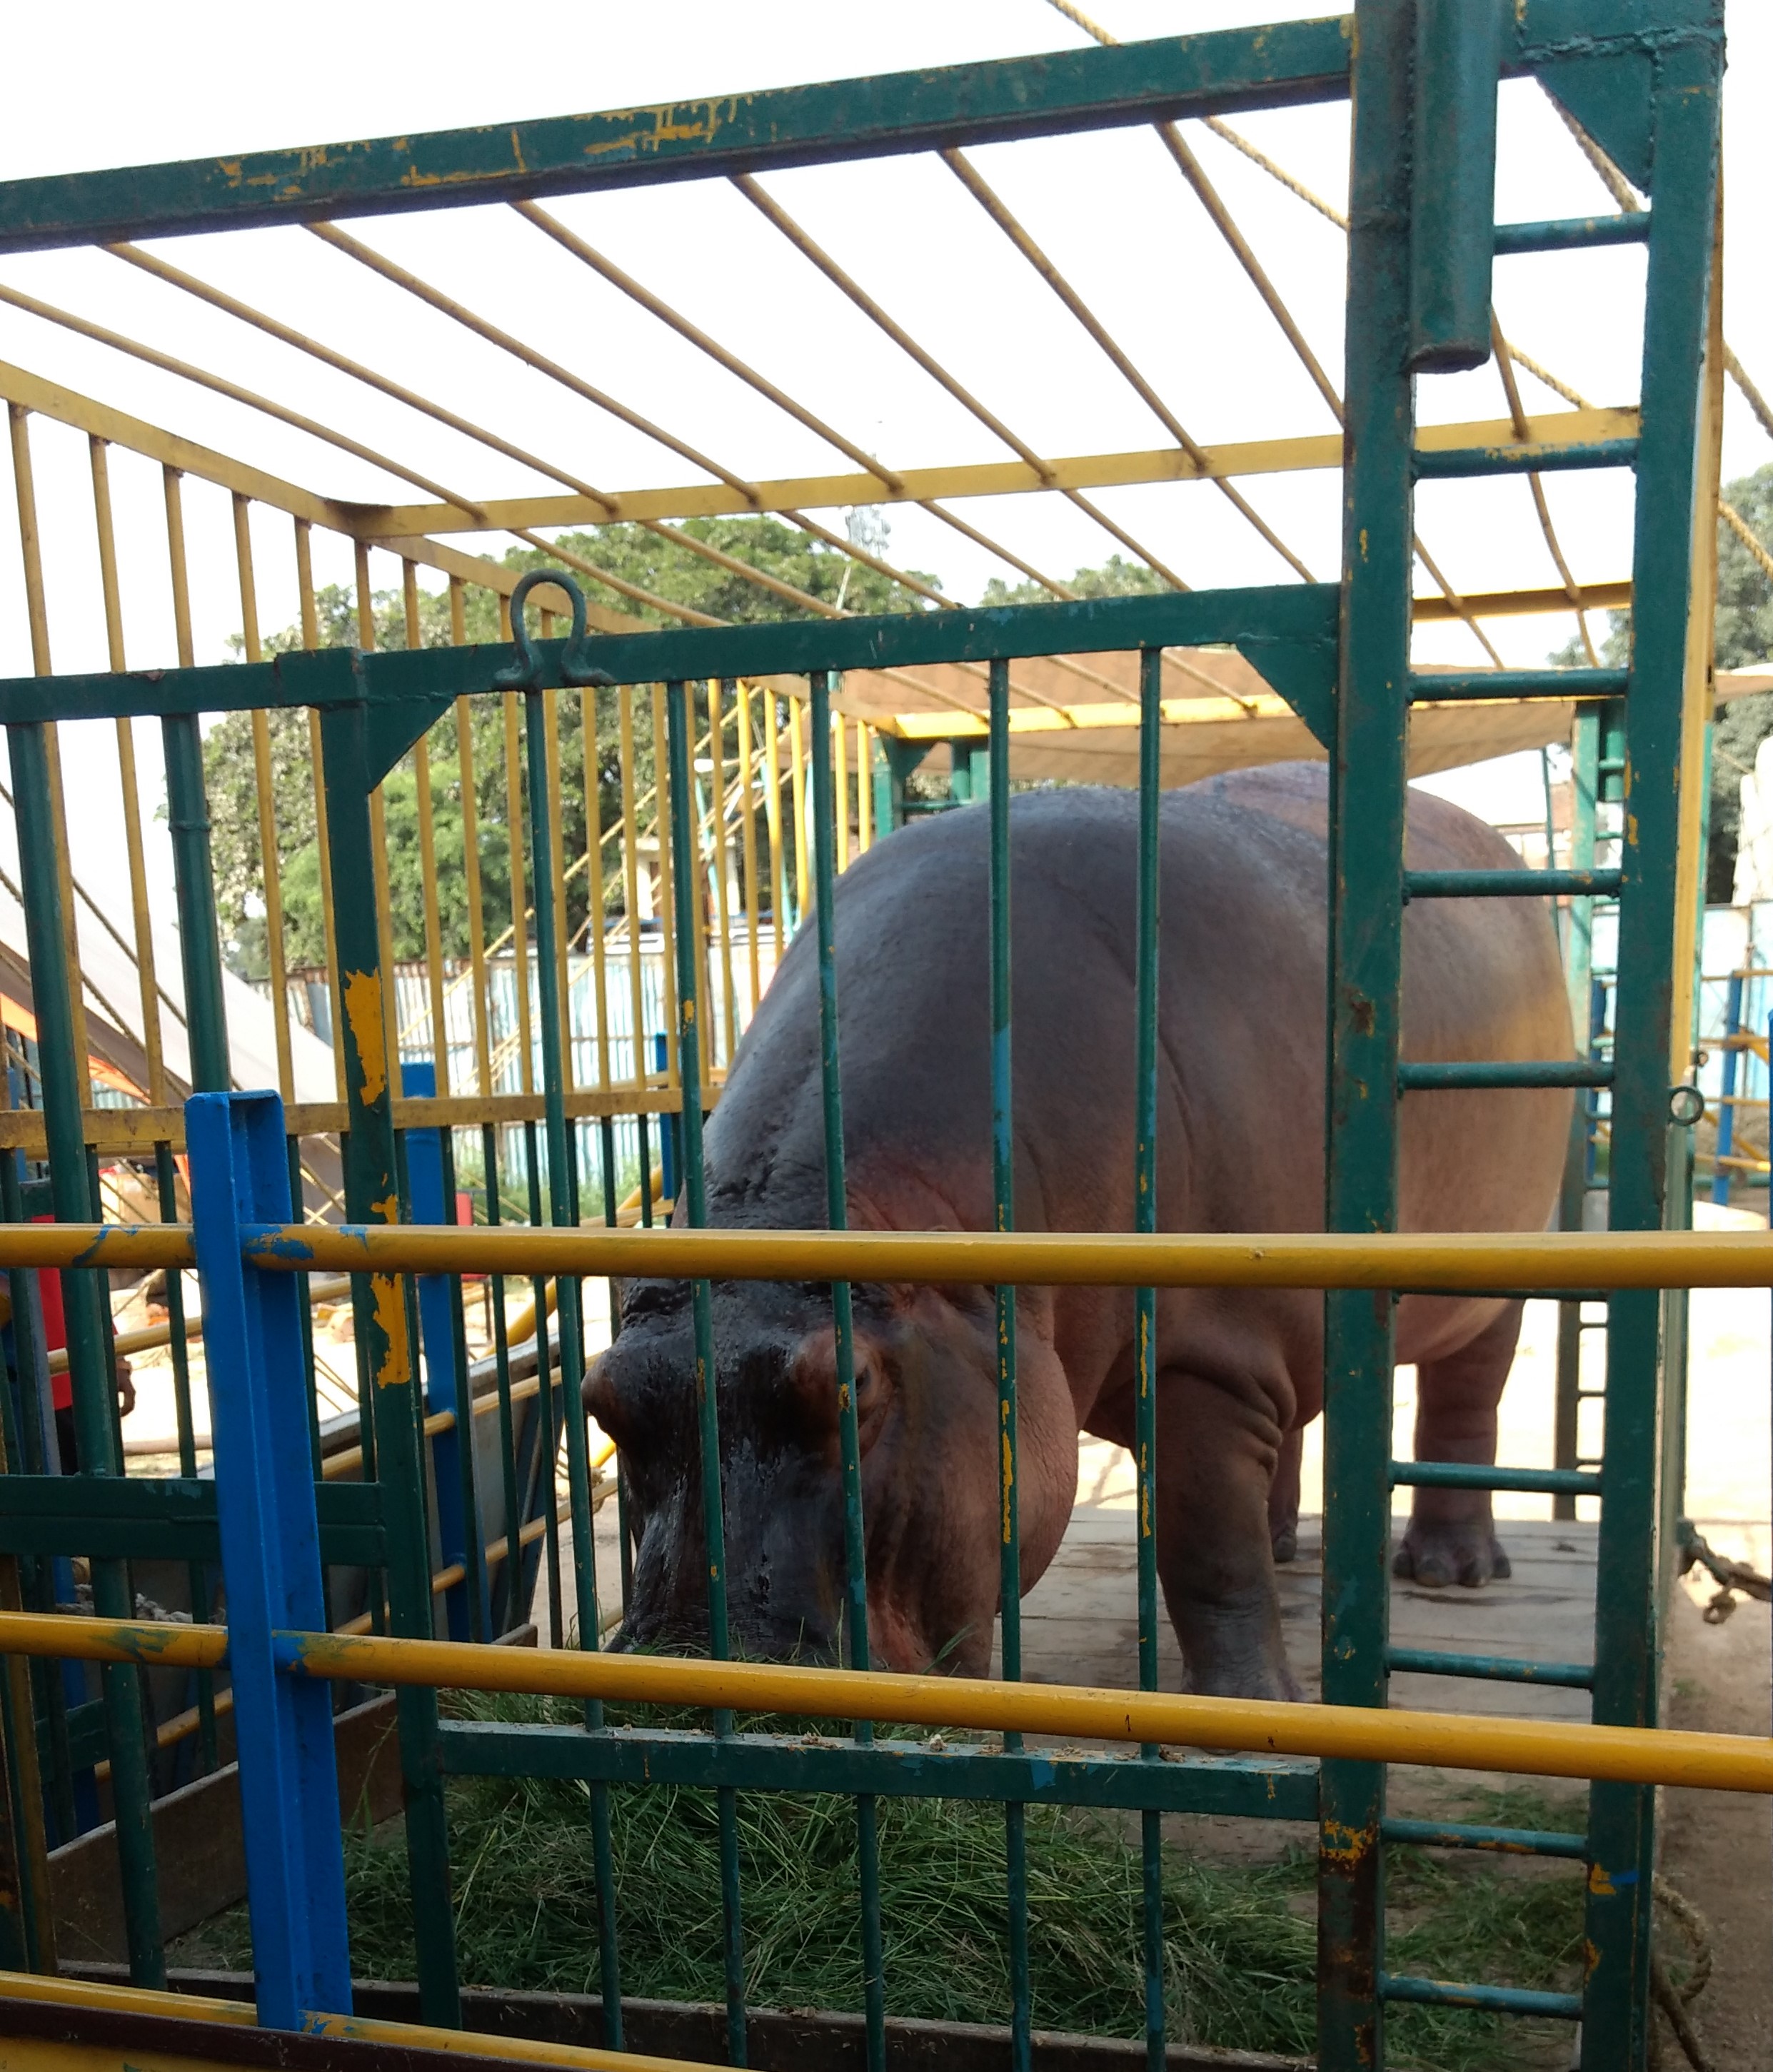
[
  {"left": 401, "top": 1062, "right": 487, "bottom": 1641},
  {"left": 186, "top": 1090, "right": 351, "bottom": 2028},
  {"left": 1711, "top": 972, "right": 1742, "bottom": 1207},
  {"left": 654, "top": 1032, "right": 678, "bottom": 1202}
]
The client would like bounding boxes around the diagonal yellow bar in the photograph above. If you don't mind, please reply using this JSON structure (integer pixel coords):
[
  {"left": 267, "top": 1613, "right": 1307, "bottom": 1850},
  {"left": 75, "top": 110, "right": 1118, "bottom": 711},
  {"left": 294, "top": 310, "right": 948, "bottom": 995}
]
[{"left": 2, "top": 1611, "right": 1772, "bottom": 1795}]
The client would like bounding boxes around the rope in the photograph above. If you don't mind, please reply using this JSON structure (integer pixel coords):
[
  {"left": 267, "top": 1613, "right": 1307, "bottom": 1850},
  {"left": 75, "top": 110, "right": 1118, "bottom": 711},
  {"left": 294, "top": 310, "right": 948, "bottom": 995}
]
[
  {"left": 1679, "top": 1524, "right": 1773, "bottom": 1624},
  {"left": 1648, "top": 1876, "right": 1717, "bottom": 2072}
]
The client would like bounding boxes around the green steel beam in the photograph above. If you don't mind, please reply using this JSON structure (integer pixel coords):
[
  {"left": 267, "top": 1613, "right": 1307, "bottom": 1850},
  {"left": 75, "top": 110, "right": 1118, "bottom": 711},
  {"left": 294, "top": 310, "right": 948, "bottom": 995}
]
[
  {"left": 0, "top": 585, "right": 1339, "bottom": 728},
  {"left": 1317, "top": 0, "right": 1414, "bottom": 2061},
  {"left": 0, "top": 2, "right": 1716, "bottom": 254},
  {"left": 0, "top": 23, "right": 1355, "bottom": 252}
]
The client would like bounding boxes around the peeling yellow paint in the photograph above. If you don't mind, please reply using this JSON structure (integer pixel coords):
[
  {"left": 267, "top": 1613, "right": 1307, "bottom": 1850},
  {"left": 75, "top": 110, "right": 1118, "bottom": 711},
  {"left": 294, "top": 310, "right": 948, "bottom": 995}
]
[
  {"left": 1001, "top": 1430, "right": 1015, "bottom": 1544},
  {"left": 370, "top": 1274, "right": 411, "bottom": 1389},
  {"left": 1319, "top": 1819, "right": 1372, "bottom": 1865},
  {"left": 1587, "top": 1861, "right": 1616, "bottom": 1897},
  {"left": 342, "top": 969, "right": 388, "bottom": 1105}
]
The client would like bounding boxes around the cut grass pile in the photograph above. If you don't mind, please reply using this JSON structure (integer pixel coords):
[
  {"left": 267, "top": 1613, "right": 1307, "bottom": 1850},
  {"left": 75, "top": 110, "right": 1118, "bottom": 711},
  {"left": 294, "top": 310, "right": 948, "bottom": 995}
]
[{"left": 198, "top": 1697, "right": 1586, "bottom": 2069}]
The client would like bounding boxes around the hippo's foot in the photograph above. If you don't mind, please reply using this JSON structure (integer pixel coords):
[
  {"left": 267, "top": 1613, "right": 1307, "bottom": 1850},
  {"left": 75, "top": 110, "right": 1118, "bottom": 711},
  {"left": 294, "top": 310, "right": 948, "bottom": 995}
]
[
  {"left": 1270, "top": 1524, "right": 1298, "bottom": 1566},
  {"left": 1392, "top": 1522, "right": 1512, "bottom": 1589}
]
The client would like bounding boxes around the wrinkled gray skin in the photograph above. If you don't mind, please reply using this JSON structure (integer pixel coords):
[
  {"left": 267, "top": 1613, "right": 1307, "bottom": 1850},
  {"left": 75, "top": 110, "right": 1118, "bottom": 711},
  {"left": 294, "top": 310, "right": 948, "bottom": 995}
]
[{"left": 584, "top": 764, "right": 1572, "bottom": 1699}]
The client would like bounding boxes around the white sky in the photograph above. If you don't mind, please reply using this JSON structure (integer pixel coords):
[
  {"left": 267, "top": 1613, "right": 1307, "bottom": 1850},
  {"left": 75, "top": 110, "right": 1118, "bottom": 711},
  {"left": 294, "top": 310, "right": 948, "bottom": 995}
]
[{"left": 0, "top": 1, "right": 1762, "bottom": 910}]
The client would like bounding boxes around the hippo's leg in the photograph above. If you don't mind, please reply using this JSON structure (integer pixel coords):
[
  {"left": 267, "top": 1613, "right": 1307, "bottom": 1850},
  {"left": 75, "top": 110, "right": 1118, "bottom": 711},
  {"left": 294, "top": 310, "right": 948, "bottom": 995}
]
[
  {"left": 1393, "top": 1300, "right": 1522, "bottom": 1588},
  {"left": 1156, "top": 1371, "right": 1302, "bottom": 1701},
  {"left": 1267, "top": 1427, "right": 1303, "bottom": 1564}
]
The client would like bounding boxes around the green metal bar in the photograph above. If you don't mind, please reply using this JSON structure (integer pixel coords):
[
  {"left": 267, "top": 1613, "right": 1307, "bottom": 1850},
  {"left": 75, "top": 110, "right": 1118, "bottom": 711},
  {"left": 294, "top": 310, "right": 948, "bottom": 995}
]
[
  {"left": 1384, "top": 1647, "right": 1592, "bottom": 1688},
  {"left": 0, "top": 584, "right": 1342, "bottom": 726},
  {"left": 664, "top": 680, "right": 746, "bottom": 2068},
  {"left": 1408, "top": 667, "right": 1628, "bottom": 701},
  {"left": 436, "top": 1130, "right": 488, "bottom": 1645},
  {"left": 1399, "top": 1060, "right": 1612, "bottom": 1090},
  {"left": 809, "top": 668, "right": 887, "bottom": 2072},
  {"left": 316, "top": 695, "right": 461, "bottom": 2027},
  {"left": 1555, "top": 708, "right": 1603, "bottom": 1520},
  {"left": 1412, "top": 438, "right": 1637, "bottom": 478},
  {"left": 1380, "top": 1975, "right": 1581, "bottom": 2020},
  {"left": 480, "top": 1125, "right": 524, "bottom": 1639},
  {"left": 1582, "top": 39, "right": 1722, "bottom": 2066},
  {"left": 987, "top": 658, "right": 1030, "bottom": 2072},
  {"left": 1318, "top": 0, "right": 1414, "bottom": 2057},
  {"left": 157, "top": 1144, "right": 218, "bottom": 1772},
  {"left": 160, "top": 714, "right": 231, "bottom": 1092},
  {"left": 1407, "top": 0, "right": 1505, "bottom": 373},
  {"left": 1390, "top": 1461, "right": 1598, "bottom": 1496},
  {"left": 1403, "top": 867, "right": 1622, "bottom": 899},
  {"left": 4, "top": 720, "right": 163, "bottom": 1987},
  {"left": 1492, "top": 213, "right": 1652, "bottom": 255},
  {"left": 1130, "top": 647, "right": 1164, "bottom": 2072},
  {"left": 1382, "top": 1816, "right": 1586, "bottom": 1859},
  {"left": 0, "top": 20, "right": 1356, "bottom": 253},
  {"left": 518, "top": 683, "right": 623, "bottom": 2036}
]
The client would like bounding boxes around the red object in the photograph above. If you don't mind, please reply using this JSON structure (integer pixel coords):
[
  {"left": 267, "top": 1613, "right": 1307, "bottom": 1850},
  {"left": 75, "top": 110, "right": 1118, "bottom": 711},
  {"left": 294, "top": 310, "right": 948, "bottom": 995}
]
[
  {"left": 453, "top": 1190, "right": 471, "bottom": 1229},
  {"left": 32, "top": 1214, "right": 69, "bottom": 1410}
]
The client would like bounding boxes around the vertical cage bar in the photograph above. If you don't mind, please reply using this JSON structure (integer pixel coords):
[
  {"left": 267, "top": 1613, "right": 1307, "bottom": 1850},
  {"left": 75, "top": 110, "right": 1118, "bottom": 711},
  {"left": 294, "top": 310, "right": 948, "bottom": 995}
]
[
  {"left": 988, "top": 658, "right": 1031, "bottom": 2072},
  {"left": 406, "top": 563, "right": 453, "bottom": 1100},
  {"left": 808, "top": 667, "right": 887, "bottom": 2072},
  {"left": 1583, "top": 47, "right": 1722, "bottom": 2071},
  {"left": 737, "top": 684, "right": 763, "bottom": 1022},
  {"left": 765, "top": 693, "right": 787, "bottom": 952},
  {"left": 294, "top": 522, "right": 348, "bottom": 1107},
  {"left": 503, "top": 694, "right": 536, "bottom": 1098},
  {"left": 653, "top": 685, "right": 680, "bottom": 1093},
  {"left": 235, "top": 501, "right": 295, "bottom": 1105},
  {"left": 709, "top": 682, "right": 738, "bottom": 1068},
  {"left": 790, "top": 695, "right": 809, "bottom": 930},
  {"left": 619, "top": 688, "right": 648, "bottom": 1097},
  {"left": 1131, "top": 649, "right": 1165, "bottom": 2072},
  {"left": 6, "top": 720, "right": 164, "bottom": 1985},
  {"left": 857, "top": 723, "right": 875, "bottom": 855},
  {"left": 833, "top": 700, "right": 850, "bottom": 874},
  {"left": 583, "top": 686, "right": 612, "bottom": 1098},
  {"left": 664, "top": 679, "right": 746, "bottom": 2067}
]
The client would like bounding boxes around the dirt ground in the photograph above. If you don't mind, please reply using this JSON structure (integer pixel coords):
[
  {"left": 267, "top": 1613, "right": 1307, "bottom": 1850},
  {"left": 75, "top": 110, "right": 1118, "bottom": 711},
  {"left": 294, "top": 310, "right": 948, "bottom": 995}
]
[{"left": 1659, "top": 1581, "right": 1773, "bottom": 2071}]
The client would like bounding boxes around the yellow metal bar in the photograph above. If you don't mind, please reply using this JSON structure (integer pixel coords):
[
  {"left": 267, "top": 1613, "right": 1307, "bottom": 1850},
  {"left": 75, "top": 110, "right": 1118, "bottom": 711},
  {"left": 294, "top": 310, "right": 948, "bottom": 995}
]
[
  {"left": 215, "top": 1224, "right": 1773, "bottom": 1292},
  {"left": 652, "top": 685, "right": 680, "bottom": 1087},
  {"left": 162, "top": 468, "right": 196, "bottom": 670},
  {"left": 684, "top": 683, "right": 713, "bottom": 1087},
  {"left": 41, "top": 726, "right": 89, "bottom": 1107},
  {"left": 618, "top": 688, "right": 648, "bottom": 1094},
  {"left": 582, "top": 686, "right": 612, "bottom": 1093},
  {"left": 236, "top": 498, "right": 295, "bottom": 1104},
  {"left": 0, "top": 1968, "right": 705, "bottom": 2072},
  {"left": 453, "top": 585, "right": 494, "bottom": 1102},
  {"left": 708, "top": 682, "right": 738, "bottom": 1066},
  {"left": 6, "top": 1611, "right": 1773, "bottom": 1797},
  {"left": 789, "top": 696, "right": 809, "bottom": 923},
  {"left": 764, "top": 690, "right": 787, "bottom": 947},
  {"left": 737, "top": 685, "right": 763, "bottom": 1017},
  {"left": 405, "top": 562, "right": 452, "bottom": 1097},
  {"left": 543, "top": 680, "right": 573, "bottom": 1094},
  {"left": 353, "top": 408, "right": 1638, "bottom": 541},
  {"left": 502, "top": 693, "right": 536, "bottom": 1096},
  {"left": 89, "top": 436, "right": 166, "bottom": 1106},
  {"left": 856, "top": 723, "right": 874, "bottom": 855},
  {"left": 833, "top": 702, "right": 850, "bottom": 874},
  {"left": 297, "top": 519, "right": 347, "bottom": 1107}
]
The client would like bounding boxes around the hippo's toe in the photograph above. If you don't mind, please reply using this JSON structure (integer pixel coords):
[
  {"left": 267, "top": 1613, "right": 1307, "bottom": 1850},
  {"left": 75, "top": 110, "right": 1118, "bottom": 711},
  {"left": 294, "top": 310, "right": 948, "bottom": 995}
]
[
  {"left": 1271, "top": 1524, "right": 1298, "bottom": 1566},
  {"left": 1392, "top": 1526, "right": 1512, "bottom": 1589}
]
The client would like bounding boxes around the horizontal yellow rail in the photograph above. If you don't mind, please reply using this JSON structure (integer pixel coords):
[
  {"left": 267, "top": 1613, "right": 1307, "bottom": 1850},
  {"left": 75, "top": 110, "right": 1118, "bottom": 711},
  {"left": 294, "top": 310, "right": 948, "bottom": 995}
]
[
  {"left": 3, "top": 1611, "right": 1771, "bottom": 1796},
  {"left": 0, "top": 1969, "right": 695, "bottom": 2072},
  {"left": 9, "top": 1223, "right": 1773, "bottom": 1288}
]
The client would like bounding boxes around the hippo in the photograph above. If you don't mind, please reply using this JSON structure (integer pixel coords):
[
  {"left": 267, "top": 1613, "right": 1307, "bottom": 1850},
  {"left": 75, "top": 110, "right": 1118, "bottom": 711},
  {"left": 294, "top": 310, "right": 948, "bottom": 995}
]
[{"left": 584, "top": 763, "right": 1572, "bottom": 1699}]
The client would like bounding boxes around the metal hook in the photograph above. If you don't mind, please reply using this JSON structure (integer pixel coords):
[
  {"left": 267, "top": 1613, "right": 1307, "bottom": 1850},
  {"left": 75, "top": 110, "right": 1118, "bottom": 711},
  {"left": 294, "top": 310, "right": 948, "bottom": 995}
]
[{"left": 493, "top": 569, "right": 613, "bottom": 689}]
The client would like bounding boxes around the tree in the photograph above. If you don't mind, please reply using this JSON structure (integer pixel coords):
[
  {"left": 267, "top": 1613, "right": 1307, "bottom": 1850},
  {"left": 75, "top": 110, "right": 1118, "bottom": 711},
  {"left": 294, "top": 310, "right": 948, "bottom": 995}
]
[
  {"left": 1547, "top": 467, "right": 1773, "bottom": 900},
  {"left": 979, "top": 554, "right": 1167, "bottom": 608},
  {"left": 204, "top": 519, "right": 941, "bottom": 980}
]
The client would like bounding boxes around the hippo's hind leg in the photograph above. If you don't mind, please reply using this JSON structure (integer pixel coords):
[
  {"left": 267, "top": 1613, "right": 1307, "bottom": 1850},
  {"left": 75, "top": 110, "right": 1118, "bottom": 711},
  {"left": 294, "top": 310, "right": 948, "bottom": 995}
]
[
  {"left": 1394, "top": 1300, "right": 1522, "bottom": 1589},
  {"left": 1156, "top": 1369, "right": 1302, "bottom": 1701}
]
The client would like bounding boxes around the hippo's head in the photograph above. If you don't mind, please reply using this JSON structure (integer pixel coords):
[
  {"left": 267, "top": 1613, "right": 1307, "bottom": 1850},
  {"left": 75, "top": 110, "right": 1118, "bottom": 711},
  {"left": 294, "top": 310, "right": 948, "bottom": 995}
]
[{"left": 583, "top": 1277, "right": 1005, "bottom": 1673}]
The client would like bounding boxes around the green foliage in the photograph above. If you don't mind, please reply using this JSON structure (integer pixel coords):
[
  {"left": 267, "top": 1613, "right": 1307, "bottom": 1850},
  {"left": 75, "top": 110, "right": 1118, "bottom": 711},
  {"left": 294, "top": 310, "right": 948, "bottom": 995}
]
[
  {"left": 980, "top": 555, "right": 1167, "bottom": 609},
  {"left": 191, "top": 1699, "right": 1584, "bottom": 2071},
  {"left": 1549, "top": 466, "right": 1773, "bottom": 901},
  {"left": 204, "top": 519, "right": 940, "bottom": 980}
]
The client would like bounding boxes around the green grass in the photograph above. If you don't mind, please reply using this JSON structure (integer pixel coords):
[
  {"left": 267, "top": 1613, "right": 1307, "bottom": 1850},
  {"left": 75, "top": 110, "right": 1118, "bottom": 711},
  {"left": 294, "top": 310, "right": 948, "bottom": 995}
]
[{"left": 197, "top": 1701, "right": 1586, "bottom": 2070}]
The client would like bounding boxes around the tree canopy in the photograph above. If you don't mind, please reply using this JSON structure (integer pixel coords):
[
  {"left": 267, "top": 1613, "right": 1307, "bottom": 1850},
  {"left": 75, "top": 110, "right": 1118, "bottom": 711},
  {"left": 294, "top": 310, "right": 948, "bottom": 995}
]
[{"left": 204, "top": 517, "right": 941, "bottom": 980}]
